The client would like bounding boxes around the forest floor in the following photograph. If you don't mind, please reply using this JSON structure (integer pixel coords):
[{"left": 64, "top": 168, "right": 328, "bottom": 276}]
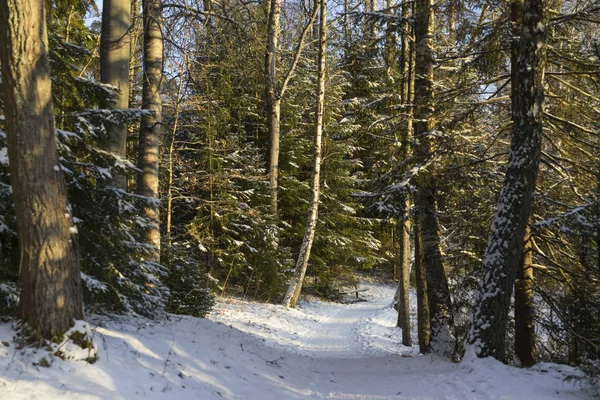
[{"left": 0, "top": 281, "right": 592, "bottom": 399}]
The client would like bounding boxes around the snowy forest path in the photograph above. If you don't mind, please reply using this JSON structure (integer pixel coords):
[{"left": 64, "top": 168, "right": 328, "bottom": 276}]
[
  {"left": 0, "top": 281, "right": 584, "bottom": 400},
  {"left": 210, "top": 281, "right": 581, "bottom": 399}
]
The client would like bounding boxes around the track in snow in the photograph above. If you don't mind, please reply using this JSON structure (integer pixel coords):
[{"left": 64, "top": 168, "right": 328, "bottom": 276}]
[
  {"left": 210, "top": 281, "right": 584, "bottom": 399},
  {"left": 0, "top": 281, "right": 587, "bottom": 400}
]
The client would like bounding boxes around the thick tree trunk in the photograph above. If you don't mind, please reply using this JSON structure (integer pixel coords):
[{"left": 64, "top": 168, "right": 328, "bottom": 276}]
[
  {"left": 283, "top": 0, "right": 327, "bottom": 308},
  {"left": 0, "top": 0, "right": 84, "bottom": 339},
  {"left": 515, "top": 226, "right": 536, "bottom": 366},
  {"left": 510, "top": 0, "right": 536, "bottom": 367},
  {"left": 395, "top": 2, "right": 414, "bottom": 347},
  {"left": 100, "top": 0, "right": 131, "bottom": 189},
  {"left": 138, "top": 0, "right": 163, "bottom": 262},
  {"left": 414, "top": 220, "right": 430, "bottom": 354},
  {"left": 466, "top": 0, "right": 547, "bottom": 361},
  {"left": 413, "top": 0, "right": 454, "bottom": 357},
  {"left": 417, "top": 188, "right": 454, "bottom": 356},
  {"left": 265, "top": 0, "right": 281, "bottom": 216}
]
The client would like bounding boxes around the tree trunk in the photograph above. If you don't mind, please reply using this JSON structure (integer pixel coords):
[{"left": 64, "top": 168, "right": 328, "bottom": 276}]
[
  {"left": 265, "top": 0, "right": 281, "bottom": 216},
  {"left": 343, "top": 0, "right": 350, "bottom": 51},
  {"left": 264, "top": 0, "right": 317, "bottom": 217},
  {"left": 166, "top": 64, "right": 186, "bottom": 246},
  {"left": 100, "top": 0, "right": 131, "bottom": 189},
  {"left": 138, "top": 0, "right": 163, "bottom": 262},
  {"left": 0, "top": 0, "right": 84, "bottom": 339},
  {"left": 395, "top": 1, "right": 414, "bottom": 347},
  {"left": 413, "top": 0, "right": 454, "bottom": 357},
  {"left": 268, "top": 98, "right": 281, "bottom": 216},
  {"left": 414, "top": 219, "right": 430, "bottom": 354},
  {"left": 466, "top": 0, "right": 547, "bottom": 361},
  {"left": 283, "top": 0, "right": 327, "bottom": 308},
  {"left": 383, "top": 0, "right": 395, "bottom": 78},
  {"left": 510, "top": 0, "right": 536, "bottom": 368},
  {"left": 396, "top": 215, "right": 412, "bottom": 346},
  {"left": 515, "top": 226, "right": 536, "bottom": 366},
  {"left": 364, "top": 0, "right": 376, "bottom": 42}
]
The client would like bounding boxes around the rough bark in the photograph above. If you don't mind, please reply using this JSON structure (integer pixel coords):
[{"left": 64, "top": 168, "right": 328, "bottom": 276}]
[
  {"left": 138, "top": 0, "right": 163, "bottom": 262},
  {"left": 511, "top": 0, "right": 536, "bottom": 368},
  {"left": 414, "top": 220, "right": 430, "bottom": 354},
  {"left": 100, "top": 0, "right": 131, "bottom": 189},
  {"left": 466, "top": 0, "right": 547, "bottom": 361},
  {"left": 413, "top": 0, "right": 455, "bottom": 357},
  {"left": 0, "top": 0, "right": 84, "bottom": 338},
  {"left": 396, "top": 215, "right": 412, "bottom": 346},
  {"left": 282, "top": 0, "right": 326, "bottom": 308},
  {"left": 395, "top": 1, "right": 414, "bottom": 347},
  {"left": 515, "top": 226, "right": 536, "bottom": 366}
]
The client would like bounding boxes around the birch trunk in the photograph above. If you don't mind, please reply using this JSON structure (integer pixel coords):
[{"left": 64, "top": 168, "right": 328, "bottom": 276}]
[
  {"left": 283, "top": 0, "right": 326, "bottom": 308},
  {"left": 466, "top": 0, "right": 547, "bottom": 360},
  {"left": 0, "top": 0, "right": 84, "bottom": 338},
  {"left": 413, "top": 0, "right": 455, "bottom": 357},
  {"left": 138, "top": 0, "right": 163, "bottom": 262},
  {"left": 265, "top": 0, "right": 281, "bottom": 216},
  {"left": 100, "top": 0, "right": 131, "bottom": 189},
  {"left": 265, "top": 0, "right": 317, "bottom": 217}
]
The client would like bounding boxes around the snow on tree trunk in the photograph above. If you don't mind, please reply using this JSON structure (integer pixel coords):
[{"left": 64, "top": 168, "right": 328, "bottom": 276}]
[
  {"left": 465, "top": 0, "right": 547, "bottom": 361},
  {"left": 510, "top": 0, "right": 536, "bottom": 367},
  {"left": 413, "top": 0, "right": 455, "bottom": 357},
  {"left": 100, "top": 0, "right": 131, "bottom": 189},
  {"left": 0, "top": 0, "right": 84, "bottom": 338},
  {"left": 283, "top": 0, "right": 326, "bottom": 309},
  {"left": 138, "top": 0, "right": 163, "bottom": 262}
]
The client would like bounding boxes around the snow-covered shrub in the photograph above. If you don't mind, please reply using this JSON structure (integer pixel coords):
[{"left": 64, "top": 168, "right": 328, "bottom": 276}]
[
  {"left": 50, "top": 320, "right": 98, "bottom": 364},
  {"left": 0, "top": 282, "right": 17, "bottom": 318}
]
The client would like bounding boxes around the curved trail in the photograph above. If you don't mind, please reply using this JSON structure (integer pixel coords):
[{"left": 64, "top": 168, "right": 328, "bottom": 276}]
[
  {"left": 211, "top": 282, "right": 581, "bottom": 399},
  {"left": 0, "top": 281, "right": 585, "bottom": 400}
]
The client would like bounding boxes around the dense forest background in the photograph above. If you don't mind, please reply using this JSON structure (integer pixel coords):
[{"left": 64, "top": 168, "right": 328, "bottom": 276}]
[{"left": 0, "top": 0, "right": 598, "bottom": 376}]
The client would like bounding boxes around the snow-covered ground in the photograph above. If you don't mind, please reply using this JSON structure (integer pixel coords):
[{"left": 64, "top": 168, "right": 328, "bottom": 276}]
[{"left": 0, "top": 281, "right": 590, "bottom": 399}]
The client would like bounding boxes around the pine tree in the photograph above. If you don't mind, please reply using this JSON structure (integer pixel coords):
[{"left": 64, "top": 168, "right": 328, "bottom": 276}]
[{"left": 0, "top": 0, "right": 84, "bottom": 338}]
